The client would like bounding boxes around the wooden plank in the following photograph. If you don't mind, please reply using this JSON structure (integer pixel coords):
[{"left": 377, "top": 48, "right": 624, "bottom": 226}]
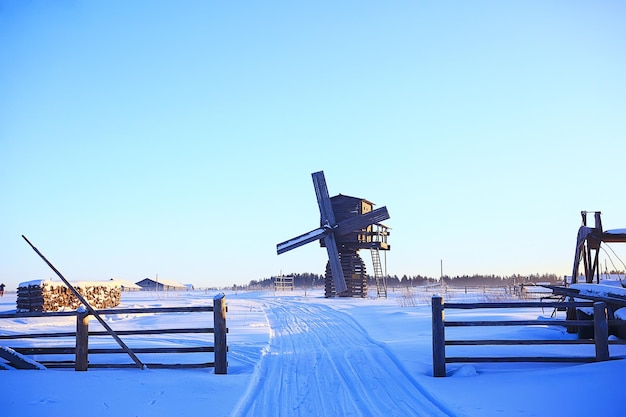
[
  {"left": 445, "top": 320, "right": 594, "bottom": 327},
  {"left": 88, "top": 328, "right": 215, "bottom": 336},
  {"left": 446, "top": 356, "right": 597, "bottom": 363},
  {"left": 0, "top": 311, "right": 78, "bottom": 319},
  {"left": 89, "top": 347, "right": 215, "bottom": 354},
  {"left": 0, "top": 332, "right": 77, "bottom": 340},
  {"left": 0, "top": 346, "right": 45, "bottom": 370},
  {"left": 446, "top": 339, "right": 596, "bottom": 346},
  {"left": 14, "top": 347, "right": 76, "bottom": 355},
  {"left": 41, "top": 362, "right": 215, "bottom": 369},
  {"left": 14, "top": 346, "right": 215, "bottom": 355},
  {"left": 0, "top": 306, "right": 215, "bottom": 319},
  {"left": 0, "top": 328, "right": 214, "bottom": 341},
  {"left": 96, "top": 306, "right": 213, "bottom": 314},
  {"left": 444, "top": 301, "right": 594, "bottom": 309}
]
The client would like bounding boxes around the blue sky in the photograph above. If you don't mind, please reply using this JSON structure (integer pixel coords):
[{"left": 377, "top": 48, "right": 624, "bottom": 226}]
[{"left": 1, "top": 1, "right": 625, "bottom": 289}]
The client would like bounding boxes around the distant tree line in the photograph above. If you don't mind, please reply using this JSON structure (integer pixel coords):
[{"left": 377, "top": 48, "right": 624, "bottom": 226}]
[
  {"left": 440, "top": 273, "right": 561, "bottom": 287},
  {"left": 240, "top": 272, "right": 562, "bottom": 290}
]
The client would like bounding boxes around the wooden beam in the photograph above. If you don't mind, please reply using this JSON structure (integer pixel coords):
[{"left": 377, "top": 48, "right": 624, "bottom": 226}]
[
  {"left": 333, "top": 207, "right": 390, "bottom": 237},
  {"left": 311, "top": 171, "right": 336, "bottom": 226},
  {"left": 443, "top": 301, "right": 594, "bottom": 309},
  {"left": 75, "top": 309, "right": 89, "bottom": 371},
  {"left": 446, "top": 339, "right": 597, "bottom": 345},
  {"left": 446, "top": 356, "right": 597, "bottom": 363},
  {"left": 324, "top": 234, "right": 347, "bottom": 293},
  {"left": 276, "top": 227, "right": 327, "bottom": 255},
  {"left": 432, "top": 295, "right": 446, "bottom": 377},
  {"left": 213, "top": 293, "right": 228, "bottom": 374},
  {"left": 594, "top": 302, "right": 609, "bottom": 361},
  {"left": 0, "top": 346, "right": 45, "bottom": 370},
  {"left": 445, "top": 320, "right": 594, "bottom": 327}
]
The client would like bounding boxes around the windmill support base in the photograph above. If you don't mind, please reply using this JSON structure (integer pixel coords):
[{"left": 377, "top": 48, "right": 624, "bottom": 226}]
[{"left": 325, "top": 251, "right": 368, "bottom": 298}]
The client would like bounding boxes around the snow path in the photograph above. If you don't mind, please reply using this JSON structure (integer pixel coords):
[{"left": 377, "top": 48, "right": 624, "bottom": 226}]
[{"left": 232, "top": 298, "right": 454, "bottom": 417}]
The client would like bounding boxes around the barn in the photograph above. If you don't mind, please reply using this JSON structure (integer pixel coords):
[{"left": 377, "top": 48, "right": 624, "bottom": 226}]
[{"left": 135, "top": 278, "right": 187, "bottom": 291}]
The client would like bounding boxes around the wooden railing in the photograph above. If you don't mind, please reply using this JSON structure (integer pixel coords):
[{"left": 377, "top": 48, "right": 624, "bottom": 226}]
[
  {"left": 431, "top": 295, "right": 626, "bottom": 377},
  {"left": 0, "top": 293, "right": 227, "bottom": 373}
]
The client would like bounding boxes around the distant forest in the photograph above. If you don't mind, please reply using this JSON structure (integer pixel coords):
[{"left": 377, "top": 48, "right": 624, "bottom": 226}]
[{"left": 242, "top": 272, "right": 564, "bottom": 290}]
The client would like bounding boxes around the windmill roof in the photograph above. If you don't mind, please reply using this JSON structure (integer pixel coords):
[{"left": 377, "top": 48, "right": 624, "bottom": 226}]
[{"left": 332, "top": 194, "right": 375, "bottom": 205}]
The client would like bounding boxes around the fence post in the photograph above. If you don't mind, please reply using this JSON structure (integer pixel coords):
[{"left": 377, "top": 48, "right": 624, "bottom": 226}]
[
  {"left": 432, "top": 294, "right": 446, "bottom": 377},
  {"left": 594, "top": 302, "right": 609, "bottom": 361},
  {"left": 213, "top": 293, "right": 227, "bottom": 374},
  {"left": 75, "top": 307, "right": 89, "bottom": 371}
]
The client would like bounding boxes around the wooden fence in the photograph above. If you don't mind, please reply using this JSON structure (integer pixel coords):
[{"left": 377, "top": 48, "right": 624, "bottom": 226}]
[
  {"left": 431, "top": 295, "right": 626, "bottom": 377},
  {"left": 0, "top": 293, "right": 227, "bottom": 373}
]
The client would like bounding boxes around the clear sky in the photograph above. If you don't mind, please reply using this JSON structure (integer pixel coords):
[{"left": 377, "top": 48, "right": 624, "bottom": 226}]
[{"left": 1, "top": 1, "right": 625, "bottom": 290}]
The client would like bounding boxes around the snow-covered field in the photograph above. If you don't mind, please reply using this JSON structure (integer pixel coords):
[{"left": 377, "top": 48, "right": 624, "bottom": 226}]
[{"left": 1, "top": 287, "right": 624, "bottom": 417}]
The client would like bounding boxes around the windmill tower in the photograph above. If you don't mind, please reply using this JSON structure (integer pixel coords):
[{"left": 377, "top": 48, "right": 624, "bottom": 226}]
[{"left": 277, "top": 171, "right": 391, "bottom": 298}]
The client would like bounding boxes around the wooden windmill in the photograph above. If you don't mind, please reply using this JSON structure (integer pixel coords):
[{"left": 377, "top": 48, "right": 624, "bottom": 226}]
[{"left": 277, "top": 171, "right": 391, "bottom": 297}]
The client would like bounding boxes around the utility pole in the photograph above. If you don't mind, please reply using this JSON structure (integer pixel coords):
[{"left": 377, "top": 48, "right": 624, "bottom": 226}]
[{"left": 440, "top": 259, "right": 443, "bottom": 285}]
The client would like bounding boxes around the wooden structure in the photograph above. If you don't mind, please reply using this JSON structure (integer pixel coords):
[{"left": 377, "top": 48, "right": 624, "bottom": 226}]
[
  {"left": 273, "top": 275, "right": 295, "bottom": 291},
  {"left": 544, "top": 211, "right": 626, "bottom": 332},
  {"left": 17, "top": 280, "right": 121, "bottom": 312},
  {"left": 321, "top": 194, "right": 390, "bottom": 297},
  {"left": 431, "top": 295, "right": 625, "bottom": 377},
  {"left": 277, "top": 171, "right": 390, "bottom": 298},
  {"left": 0, "top": 294, "right": 228, "bottom": 373},
  {"left": 571, "top": 211, "right": 626, "bottom": 284},
  {"left": 135, "top": 277, "right": 187, "bottom": 291}
]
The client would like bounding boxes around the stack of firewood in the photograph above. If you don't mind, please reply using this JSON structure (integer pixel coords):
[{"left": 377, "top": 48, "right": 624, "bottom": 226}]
[{"left": 17, "top": 280, "right": 122, "bottom": 312}]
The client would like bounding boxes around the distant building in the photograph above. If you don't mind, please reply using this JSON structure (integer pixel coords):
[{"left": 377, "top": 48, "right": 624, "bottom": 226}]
[
  {"left": 110, "top": 278, "right": 143, "bottom": 292},
  {"left": 273, "top": 275, "right": 295, "bottom": 291},
  {"left": 135, "top": 278, "right": 187, "bottom": 291}
]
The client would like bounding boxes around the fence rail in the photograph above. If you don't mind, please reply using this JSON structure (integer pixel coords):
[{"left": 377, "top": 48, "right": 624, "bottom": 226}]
[
  {"left": 432, "top": 295, "right": 626, "bottom": 377},
  {"left": 0, "top": 293, "right": 227, "bottom": 373}
]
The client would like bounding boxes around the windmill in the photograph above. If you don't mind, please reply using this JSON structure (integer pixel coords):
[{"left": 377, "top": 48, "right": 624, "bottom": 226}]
[{"left": 277, "top": 171, "right": 391, "bottom": 297}]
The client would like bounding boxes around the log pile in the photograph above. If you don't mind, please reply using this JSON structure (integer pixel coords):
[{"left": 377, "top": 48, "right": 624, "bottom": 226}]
[{"left": 17, "top": 280, "right": 122, "bottom": 312}]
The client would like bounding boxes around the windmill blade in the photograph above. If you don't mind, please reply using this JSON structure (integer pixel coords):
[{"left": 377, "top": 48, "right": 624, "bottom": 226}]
[
  {"left": 277, "top": 227, "right": 327, "bottom": 255},
  {"left": 312, "top": 171, "right": 337, "bottom": 226},
  {"left": 324, "top": 233, "right": 347, "bottom": 293},
  {"left": 334, "top": 207, "right": 390, "bottom": 237}
]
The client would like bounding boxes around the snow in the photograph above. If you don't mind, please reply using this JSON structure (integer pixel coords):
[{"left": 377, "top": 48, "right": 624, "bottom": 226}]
[
  {"left": 571, "top": 283, "right": 626, "bottom": 298},
  {"left": 604, "top": 228, "right": 626, "bottom": 235},
  {"left": 16, "top": 279, "right": 51, "bottom": 287},
  {"left": 18, "top": 279, "right": 122, "bottom": 289},
  {"left": 0, "top": 346, "right": 47, "bottom": 370},
  {"left": 1, "top": 288, "right": 625, "bottom": 417}
]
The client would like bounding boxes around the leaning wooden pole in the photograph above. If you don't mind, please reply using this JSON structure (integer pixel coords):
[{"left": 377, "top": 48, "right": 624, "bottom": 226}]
[{"left": 22, "top": 235, "right": 146, "bottom": 370}]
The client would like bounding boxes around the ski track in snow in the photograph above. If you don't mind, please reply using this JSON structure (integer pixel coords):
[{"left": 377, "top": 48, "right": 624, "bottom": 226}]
[{"left": 232, "top": 298, "right": 454, "bottom": 417}]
